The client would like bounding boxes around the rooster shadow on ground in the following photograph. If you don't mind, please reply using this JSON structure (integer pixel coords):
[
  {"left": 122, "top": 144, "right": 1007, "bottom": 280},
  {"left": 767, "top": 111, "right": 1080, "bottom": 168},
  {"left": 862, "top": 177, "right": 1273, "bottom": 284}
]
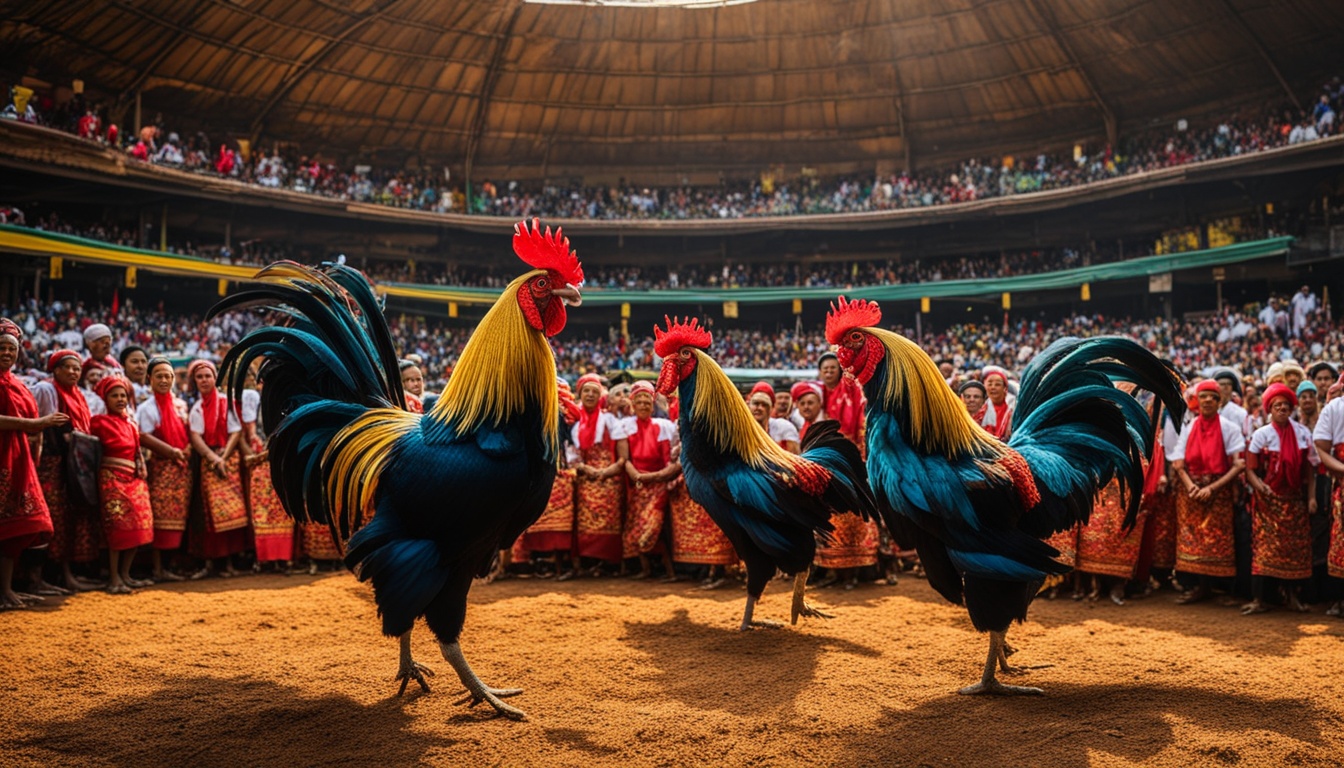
[
  {"left": 619, "top": 607, "right": 882, "bottom": 716},
  {"left": 13, "top": 674, "right": 457, "bottom": 767},
  {"left": 835, "top": 682, "right": 1334, "bottom": 768}
]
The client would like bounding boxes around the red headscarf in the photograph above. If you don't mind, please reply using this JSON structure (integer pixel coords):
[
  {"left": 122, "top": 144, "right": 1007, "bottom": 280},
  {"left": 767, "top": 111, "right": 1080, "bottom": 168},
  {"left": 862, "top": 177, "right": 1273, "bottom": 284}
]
[
  {"left": 575, "top": 373, "right": 605, "bottom": 451},
  {"left": 1183, "top": 380, "right": 1229, "bottom": 477},
  {"left": 189, "top": 359, "right": 229, "bottom": 448},
  {"left": 90, "top": 376, "right": 139, "bottom": 464},
  {"left": 46, "top": 349, "right": 91, "bottom": 432},
  {"left": 147, "top": 359, "right": 189, "bottom": 450},
  {"left": 1261, "top": 383, "right": 1304, "bottom": 494}
]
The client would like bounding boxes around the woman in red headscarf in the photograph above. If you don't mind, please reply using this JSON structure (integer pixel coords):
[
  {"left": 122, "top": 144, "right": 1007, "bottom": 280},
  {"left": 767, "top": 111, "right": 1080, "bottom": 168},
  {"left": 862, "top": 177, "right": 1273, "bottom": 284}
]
[
  {"left": 138, "top": 356, "right": 192, "bottom": 581},
  {"left": 567, "top": 373, "right": 630, "bottom": 576},
  {"left": 974, "top": 370, "right": 1014, "bottom": 440},
  {"left": 88, "top": 375, "right": 154, "bottom": 594},
  {"left": 0, "top": 319, "right": 66, "bottom": 609},
  {"left": 1170, "top": 379, "right": 1246, "bottom": 604},
  {"left": 621, "top": 381, "right": 681, "bottom": 580},
  {"left": 186, "top": 359, "right": 249, "bottom": 577},
  {"left": 31, "top": 349, "right": 102, "bottom": 591},
  {"left": 1244, "top": 382, "right": 1317, "bottom": 614}
]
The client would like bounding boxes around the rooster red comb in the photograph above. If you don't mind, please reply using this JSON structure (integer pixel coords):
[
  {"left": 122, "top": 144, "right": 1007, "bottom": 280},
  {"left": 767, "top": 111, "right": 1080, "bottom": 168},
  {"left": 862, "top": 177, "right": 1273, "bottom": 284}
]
[
  {"left": 825, "top": 296, "right": 882, "bottom": 344},
  {"left": 513, "top": 218, "right": 584, "bottom": 288},
  {"left": 654, "top": 316, "right": 712, "bottom": 358}
]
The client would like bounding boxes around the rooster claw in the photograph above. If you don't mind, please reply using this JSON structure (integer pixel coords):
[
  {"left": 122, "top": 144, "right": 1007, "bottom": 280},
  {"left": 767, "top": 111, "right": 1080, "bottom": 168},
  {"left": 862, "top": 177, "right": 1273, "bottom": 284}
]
[
  {"left": 738, "top": 619, "right": 784, "bottom": 631},
  {"left": 393, "top": 661, "right": 435, "bottom": 696},
  {"left": 453, "top": 687, "right": 526, "bottom": 720},
  {"left": 958, "top": 681, "right": 1045, "bottom": 696}
]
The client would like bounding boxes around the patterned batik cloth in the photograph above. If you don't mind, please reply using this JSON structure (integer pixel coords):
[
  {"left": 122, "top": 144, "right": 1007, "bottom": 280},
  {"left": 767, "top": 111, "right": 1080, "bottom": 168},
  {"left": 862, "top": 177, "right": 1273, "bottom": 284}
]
[
  {"left": 1076, "top": 479, "right": 1147, "bottom": 579},
  {"left": 1250, "top": 487, "right": 1312, "bottom": 580},
  {"left": 97, "top": 465, "right": 153, "bottom": 550},
  {"left": 1046, "top": 523, "right": 1079, "bottom": 568},
  {"left": 814, "top": 512, "right": 879, "bottom": 569},
  {"left": 521, "top": 468, "right": 576, "bottom": 553},
  {"left": 667, "top": 477, "right": 736, "bottom": 566},
  {"left": 623, "top": 479, "right": 669, "bottom": 559},
  {"left": 38, "top": 454, "right": 100, "bottom": 563},
  {"left": 573, "top": 445, "right": 624, "bottom": 563},
  {"left": 246, "top": 457, "right": 294, "bottom": 562},
  {"left": 1174, "top": 474, "right": 1237, "bottom": 577},
  {"left": 147, "top": 456, "right": 191, "bottom": 550},
  {"left": 1144, "top": 488, "right": 1178, "bottom": 570}
]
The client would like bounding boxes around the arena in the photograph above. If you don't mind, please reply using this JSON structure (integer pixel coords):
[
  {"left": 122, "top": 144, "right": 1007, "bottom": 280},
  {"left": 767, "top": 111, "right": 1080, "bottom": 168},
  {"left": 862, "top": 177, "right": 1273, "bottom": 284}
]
[{"left": 2, "top": 2, "right": 1343, "bottom": 766}]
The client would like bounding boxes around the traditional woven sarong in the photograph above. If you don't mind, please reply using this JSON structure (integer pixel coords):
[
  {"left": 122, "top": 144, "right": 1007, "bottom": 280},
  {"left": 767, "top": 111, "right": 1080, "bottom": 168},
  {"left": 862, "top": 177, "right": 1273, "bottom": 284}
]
[
  {"left": 623, "top": 479, "right": 668, "bottom": 559},
  {"left": 668, "top": 477, "right": 736, "bottom": 565},
  {"left": 191, "top": 453, "right": 249, "bottom": 559},
  {"left": 1175, "top": 474, "right": 1237, "bottom": 577},
  {"left": 522, "top": 468, "right": 575, "bottom": 553},
  {"left": 1250, "top": 488, "right": 1312, "bottom": 580},
  {"left": 38, "top": 454, "right": 100, "bottom": 563},
  {"left": 814, "top": 513, "right": 878, "bottom": 569},
  {"left": 1144, "top": 488, "right": 1178, "bottom": 570},
  {"left": 247, "top": 458, "right": 294, "bottom": 562},
  {"left": 97, "top": 465, "right": 153, "bottom": 550},
  {"left": 1328, "top": 445, "right": 1344, "bottom": 579},
  {"left": 1045, "top": 524, "right": 1079, "bottom": 568},
  {"left": 574, "top": 445, "right": 624, "bottom": 562},
  {"left": 301, "top": 521, "right": 342, "bottom": 561},
  {"left": 147, "top": 456, "right": 191, "bottom": 550},
  {"left": 0, "top": 373, "right": 51, "bottom": 551},
  {"left": 1076, "top": 479, "right": 1146, "bottom": 579}
]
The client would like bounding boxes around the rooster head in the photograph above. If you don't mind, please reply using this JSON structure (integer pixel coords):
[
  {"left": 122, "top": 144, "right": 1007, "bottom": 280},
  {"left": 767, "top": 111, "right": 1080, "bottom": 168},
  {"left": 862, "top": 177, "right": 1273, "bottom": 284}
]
[
  {"left": 513, "top": 218, "right": 584, "bottom": 337},
  {"left": 825, "top": 296, "right": 885, "bottom": 385},
  {"left": 654, "top": 315, "right": 712, "bottom": 395}
]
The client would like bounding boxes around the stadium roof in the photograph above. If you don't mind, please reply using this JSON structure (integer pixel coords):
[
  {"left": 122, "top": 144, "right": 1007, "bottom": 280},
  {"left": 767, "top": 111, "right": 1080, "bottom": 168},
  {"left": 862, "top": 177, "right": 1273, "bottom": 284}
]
[{"left": 2, "top": 0, "right": 1338, "bottom": 178}]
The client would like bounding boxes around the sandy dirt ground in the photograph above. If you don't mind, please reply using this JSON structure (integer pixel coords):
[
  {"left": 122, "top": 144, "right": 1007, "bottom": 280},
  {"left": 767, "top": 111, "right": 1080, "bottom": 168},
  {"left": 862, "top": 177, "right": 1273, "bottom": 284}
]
[{"left": 4, "top": 570, "right": 1343, "bottom": 767}]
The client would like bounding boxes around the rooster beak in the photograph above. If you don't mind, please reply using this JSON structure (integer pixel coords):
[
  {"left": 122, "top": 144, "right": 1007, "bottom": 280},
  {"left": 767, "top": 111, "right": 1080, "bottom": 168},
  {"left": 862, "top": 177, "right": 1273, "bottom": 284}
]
[{"left": 552, "top": 284, "right": 583, "bottom": 307}]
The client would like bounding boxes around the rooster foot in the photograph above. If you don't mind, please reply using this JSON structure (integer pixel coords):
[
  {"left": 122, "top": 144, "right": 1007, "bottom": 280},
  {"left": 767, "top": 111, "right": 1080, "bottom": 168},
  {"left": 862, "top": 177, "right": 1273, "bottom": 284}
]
[
  {"left": 958, "top": 680, "right": 1045, "bottom": 696},
  {"left": 789, "top": 571, "right": 833, "bottom": 625},
  {"left": 739, "top": 619, "right": 784, "bottom": 631},
  {"left": 440, "top": 641, "right": 527, "bottom": 721},
  {"left": 393, "top": 630, "right": 434, "bottom": 696},
  {"left": 394, "top": 661, "right": 435, "bottom": 696}
]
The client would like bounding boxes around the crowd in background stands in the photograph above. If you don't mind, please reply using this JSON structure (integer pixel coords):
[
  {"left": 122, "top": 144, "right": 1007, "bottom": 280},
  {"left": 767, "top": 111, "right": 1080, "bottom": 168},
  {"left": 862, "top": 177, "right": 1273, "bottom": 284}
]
[
  {"left": 6, "top": 76, "right": 1340, "bottom": 221},
  {"left": 2, "top": 283, "right": 1334, "bottom": 395},
  {"left": 4, "top": 205, "right": 1287, "bottom": 295}
]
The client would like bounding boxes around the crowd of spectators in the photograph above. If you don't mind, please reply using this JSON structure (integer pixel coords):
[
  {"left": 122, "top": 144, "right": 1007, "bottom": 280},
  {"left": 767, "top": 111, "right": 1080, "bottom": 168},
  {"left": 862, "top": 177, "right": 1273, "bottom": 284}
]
[
  {"left": 4, "top": 284, "right": 1335, "bottom": 394},
  {"left": 7, "top": 205, "right": 1278, "bottom": 294},
  {"left": 7, "top": 76, "right": 1340, "bottom": 222}
]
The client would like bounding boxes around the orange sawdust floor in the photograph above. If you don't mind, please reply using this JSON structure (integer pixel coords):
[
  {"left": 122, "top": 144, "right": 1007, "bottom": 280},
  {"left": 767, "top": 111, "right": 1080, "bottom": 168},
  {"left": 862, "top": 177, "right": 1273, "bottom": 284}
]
[{"left": 4, "top": 571, "right": 1343, "bottom": 767}]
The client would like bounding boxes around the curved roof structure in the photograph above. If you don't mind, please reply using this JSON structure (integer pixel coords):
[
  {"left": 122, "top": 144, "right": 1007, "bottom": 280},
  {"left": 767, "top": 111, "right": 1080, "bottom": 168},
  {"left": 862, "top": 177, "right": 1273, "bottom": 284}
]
[{"left": 2, "top": 0, "right": 1338, "bottom": 179}]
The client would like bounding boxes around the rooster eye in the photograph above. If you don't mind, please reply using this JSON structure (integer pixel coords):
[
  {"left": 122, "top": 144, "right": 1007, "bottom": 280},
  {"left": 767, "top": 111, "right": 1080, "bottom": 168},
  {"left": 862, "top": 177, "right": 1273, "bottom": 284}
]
[
  {"left": 680, "top": 349, "right": 691, "bottom": 359},
  {"left": 849, "top": 331, "right": 863, "bottom": 342},
  {"left": 535, "top": 277, "right": 549, "bottom": 289}
]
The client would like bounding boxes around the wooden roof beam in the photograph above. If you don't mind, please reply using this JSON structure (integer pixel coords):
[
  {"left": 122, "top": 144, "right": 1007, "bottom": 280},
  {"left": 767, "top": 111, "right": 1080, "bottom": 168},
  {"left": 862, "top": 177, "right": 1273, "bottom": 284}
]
[
  {"left": 249, "top": 0, "right": 412, "bottom": 143},
  {"left": 1027, "top": 0, "right": 1117, "bottom": 146},
  {"left": 1217, "top": 0, "right": 1301, "bottom": 110},
  {"left": 463, "top": 2, "right": 524, "bottom": 192}
]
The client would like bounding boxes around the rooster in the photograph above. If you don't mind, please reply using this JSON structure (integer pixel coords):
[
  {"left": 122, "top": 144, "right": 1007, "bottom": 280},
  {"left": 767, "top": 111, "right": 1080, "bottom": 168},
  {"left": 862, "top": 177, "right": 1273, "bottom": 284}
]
[
  {"left": 211, "top": 219, "right": 583, "bottom": 720},
  {"left": 653, "top": 316, "right": 878, "bottom": 630},
  {"left": 824, "top": 297, "right": 1184, "bottom": 695}
]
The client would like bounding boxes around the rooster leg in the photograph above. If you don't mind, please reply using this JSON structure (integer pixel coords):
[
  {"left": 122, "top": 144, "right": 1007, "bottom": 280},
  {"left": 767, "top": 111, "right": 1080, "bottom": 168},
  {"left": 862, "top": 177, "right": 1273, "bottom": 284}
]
[
  {"left": 440, "top": 641, "right": 526, "bottom": 720},
  {"left": 958, "top": 632, "right": 1044, "bottom": 696},
  {"left": 790, "top": 571, "right": 834, "bottom": 625},
  {"left": 393, "top": 630, "right": 434, "bottom": 696},
  {"left": 739, "top": 594, "right": 783, "bottom": 631},
  {"left": 995, "top": 633, "right": 1053, "bottom": 675}
]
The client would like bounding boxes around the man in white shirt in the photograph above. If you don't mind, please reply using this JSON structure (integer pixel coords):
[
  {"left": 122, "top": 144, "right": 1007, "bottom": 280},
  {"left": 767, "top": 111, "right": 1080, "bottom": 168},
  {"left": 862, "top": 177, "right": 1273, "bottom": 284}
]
[
  {"left": 1290, "top": 285, "right": 1317, "bottom": 339},
  {"left": 1212, "top": 368, "right": 1248, "bottom": 438}
]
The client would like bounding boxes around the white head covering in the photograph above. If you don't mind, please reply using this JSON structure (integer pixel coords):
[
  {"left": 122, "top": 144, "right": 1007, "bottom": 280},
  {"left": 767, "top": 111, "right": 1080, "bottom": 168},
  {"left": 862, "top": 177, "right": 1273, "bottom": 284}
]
[{"left": 83, "top": 323, "right": 112, "bottom": 344}]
